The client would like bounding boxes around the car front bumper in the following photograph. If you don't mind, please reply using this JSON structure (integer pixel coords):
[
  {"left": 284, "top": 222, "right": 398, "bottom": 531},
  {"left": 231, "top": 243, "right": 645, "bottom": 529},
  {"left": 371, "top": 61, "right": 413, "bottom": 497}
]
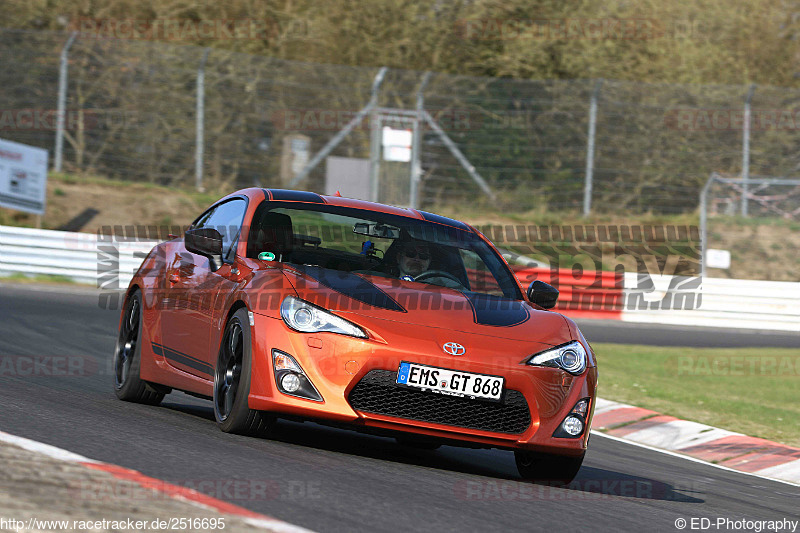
[{"left": 248, "top": 312, "right": 596, "bottom": 455}]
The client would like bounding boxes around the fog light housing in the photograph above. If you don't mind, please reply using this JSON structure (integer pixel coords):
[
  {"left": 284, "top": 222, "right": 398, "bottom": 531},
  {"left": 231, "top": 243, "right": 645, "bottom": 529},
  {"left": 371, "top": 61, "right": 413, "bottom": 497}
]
[
  {"left": 552, "top": 397, "right": 590, "bottom": 438},
  {"left": 272, "top": 349, "right": 323, "bottom": 402}
]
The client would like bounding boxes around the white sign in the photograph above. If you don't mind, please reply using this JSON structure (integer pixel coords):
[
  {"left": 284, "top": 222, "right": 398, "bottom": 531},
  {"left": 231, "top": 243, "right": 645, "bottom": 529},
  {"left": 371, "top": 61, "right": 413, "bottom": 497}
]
[
  {"left": 289, "top": 136, "right": 309, "bottom": 175},
  {"left": 706, "top": 248, "right": 731, "bottom": 269},
  {"left": 382, "top": 127, "right": 412, "bottom": 162},
  {"left": 0, "top": 138, "right": 48, "bottom": 215}
]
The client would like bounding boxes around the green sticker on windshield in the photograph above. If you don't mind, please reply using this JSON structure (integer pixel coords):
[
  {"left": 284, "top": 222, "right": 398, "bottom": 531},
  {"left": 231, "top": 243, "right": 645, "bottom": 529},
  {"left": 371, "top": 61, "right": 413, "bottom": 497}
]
[{"left": 258, "top": 252, "right": 276, "bottom": 261}]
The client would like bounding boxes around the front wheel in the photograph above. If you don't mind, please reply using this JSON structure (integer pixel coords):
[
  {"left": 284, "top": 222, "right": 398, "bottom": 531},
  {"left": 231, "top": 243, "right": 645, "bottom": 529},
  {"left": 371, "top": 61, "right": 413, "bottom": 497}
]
[
  {"left": 514, "top": 450, "right": 585, "bottom": 484},
  {"left": 113, "top": 290, "right": 165, "bottom": 405},
  {"left": 213, "top": 308, "right": 274, "bottom": 436}
]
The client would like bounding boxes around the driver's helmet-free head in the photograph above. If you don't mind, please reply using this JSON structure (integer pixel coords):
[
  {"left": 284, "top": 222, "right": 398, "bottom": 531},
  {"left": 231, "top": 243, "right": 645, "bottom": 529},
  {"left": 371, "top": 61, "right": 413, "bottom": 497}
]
[{"left": 395, "top": 240, "right": 432, "bottom": 279}]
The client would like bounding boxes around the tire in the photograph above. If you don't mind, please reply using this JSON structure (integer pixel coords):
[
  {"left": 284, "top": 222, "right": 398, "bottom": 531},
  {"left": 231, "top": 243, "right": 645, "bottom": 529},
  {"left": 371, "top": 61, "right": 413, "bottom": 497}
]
[
  {"left": 113, "top": 290, "right": 165, "bottom": 405},
  {"left": 395, "top": 436, "right": 441, "bottom": 450},
  {"left": 514, "top": 450, "right": 585, "bottom": 484},
  {"left": 213, "top": 308, "right": 274, "bottom": 436}
]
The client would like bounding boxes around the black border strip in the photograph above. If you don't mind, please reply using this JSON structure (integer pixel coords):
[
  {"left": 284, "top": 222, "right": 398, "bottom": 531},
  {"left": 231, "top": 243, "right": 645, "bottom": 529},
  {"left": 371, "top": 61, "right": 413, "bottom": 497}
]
[
  {"left": 418, "top": 211, "right": 471, "bottom": 231},
  {"left": 152, "top": 342, "right": 213, "bottom": 376},
  {"left": 267, "top": 189, "right": 325, "bottom": 203}
]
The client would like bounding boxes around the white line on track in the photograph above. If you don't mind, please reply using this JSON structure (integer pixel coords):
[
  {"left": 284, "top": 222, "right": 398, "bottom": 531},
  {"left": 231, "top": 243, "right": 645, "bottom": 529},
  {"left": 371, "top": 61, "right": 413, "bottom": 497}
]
[
  {"left": 591, "top": 430, "right": 800, "bottom": 489},
  {"left": 0, "top": 430, "right": 99, "bottom": 463}
]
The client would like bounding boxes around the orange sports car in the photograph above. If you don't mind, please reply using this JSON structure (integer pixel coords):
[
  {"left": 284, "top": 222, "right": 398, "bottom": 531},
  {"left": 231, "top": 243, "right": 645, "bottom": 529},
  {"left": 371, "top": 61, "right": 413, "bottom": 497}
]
[{"left": 114, "top": 188, "right": 597, "bottom": 482}]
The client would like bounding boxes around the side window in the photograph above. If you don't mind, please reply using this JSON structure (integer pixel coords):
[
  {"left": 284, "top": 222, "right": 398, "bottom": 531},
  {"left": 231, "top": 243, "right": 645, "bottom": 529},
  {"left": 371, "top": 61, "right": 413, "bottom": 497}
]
[
  {"left": 196, "top": 199, "right": 247, "bottom": 259},
  {"left": 192, "top": 207, "right": 216, "bottom": 230}
]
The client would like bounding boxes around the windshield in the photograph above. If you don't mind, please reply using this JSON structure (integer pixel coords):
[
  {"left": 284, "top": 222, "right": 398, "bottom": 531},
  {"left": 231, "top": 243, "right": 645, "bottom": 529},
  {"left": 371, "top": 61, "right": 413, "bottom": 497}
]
[{"left": 247, "top": 201, "right": 522, "bottom": 299}]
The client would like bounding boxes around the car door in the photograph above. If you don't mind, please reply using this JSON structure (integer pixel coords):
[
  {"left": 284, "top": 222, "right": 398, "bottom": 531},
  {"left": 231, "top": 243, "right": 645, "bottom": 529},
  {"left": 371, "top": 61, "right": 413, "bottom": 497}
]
[{"left": 160, "top": 198, "right": 248, "bottom": 380}]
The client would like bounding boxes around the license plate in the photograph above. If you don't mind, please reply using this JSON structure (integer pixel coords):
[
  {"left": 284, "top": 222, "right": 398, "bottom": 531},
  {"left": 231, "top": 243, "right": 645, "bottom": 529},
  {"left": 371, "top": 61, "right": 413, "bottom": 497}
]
[{"left": 396, "top": 361, "right": 504, "bottom": 402}]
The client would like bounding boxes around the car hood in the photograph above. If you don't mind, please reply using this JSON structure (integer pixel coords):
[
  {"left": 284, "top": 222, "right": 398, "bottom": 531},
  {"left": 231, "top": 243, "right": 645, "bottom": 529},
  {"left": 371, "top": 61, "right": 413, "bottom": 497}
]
[{"left": 273, "top": 264, "right": 572, "bottom": 346}]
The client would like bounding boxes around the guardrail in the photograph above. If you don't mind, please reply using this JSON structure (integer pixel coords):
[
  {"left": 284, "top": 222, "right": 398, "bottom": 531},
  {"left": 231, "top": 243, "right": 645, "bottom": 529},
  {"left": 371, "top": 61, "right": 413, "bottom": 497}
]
[
  {"left": 620, "top": 273, "right": 800, "bottom": 332},
  {"left": 0, "top": 225, "right": 157, "bottom": 287},
  {"left": 1, "top": 225, "right": 797, "bottom": 332}
]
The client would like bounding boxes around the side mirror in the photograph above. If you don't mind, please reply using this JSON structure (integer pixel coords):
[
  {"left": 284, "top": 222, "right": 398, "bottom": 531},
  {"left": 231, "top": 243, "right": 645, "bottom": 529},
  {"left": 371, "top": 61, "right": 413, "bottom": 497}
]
[
  {"left": 185, "top": 228, "right": 223, "bottom": 270},
  {"left": 527, "top": 280, "right": 559, "bottom": 309}
]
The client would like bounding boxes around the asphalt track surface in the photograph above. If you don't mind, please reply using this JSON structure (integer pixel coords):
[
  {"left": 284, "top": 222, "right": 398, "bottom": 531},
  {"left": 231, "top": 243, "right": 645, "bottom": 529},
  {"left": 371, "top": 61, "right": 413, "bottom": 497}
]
[{"left": 1, "top": 283, "right": 798, "bottom": 532}]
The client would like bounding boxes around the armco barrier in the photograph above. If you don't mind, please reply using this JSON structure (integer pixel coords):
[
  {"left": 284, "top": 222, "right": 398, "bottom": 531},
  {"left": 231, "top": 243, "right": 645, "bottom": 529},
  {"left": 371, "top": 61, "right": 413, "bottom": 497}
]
[
  {"left": 620, "top": 273, "right": 800, "bottom": 332},
  {"left": 0, "top": 225, "right": 157, "bottom": 288},
  {"left": 0, "top": 225, "right": 797, "bottom": 332},
  {"left": 513, "top": 266, "right": 624, "bottom": 320}
]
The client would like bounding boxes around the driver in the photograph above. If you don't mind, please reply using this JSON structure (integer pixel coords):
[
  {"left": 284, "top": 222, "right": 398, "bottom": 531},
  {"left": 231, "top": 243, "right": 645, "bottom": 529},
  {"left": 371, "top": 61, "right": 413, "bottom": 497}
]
[{"left": 397, "top": 242, "right": 431, "bottom": 281}]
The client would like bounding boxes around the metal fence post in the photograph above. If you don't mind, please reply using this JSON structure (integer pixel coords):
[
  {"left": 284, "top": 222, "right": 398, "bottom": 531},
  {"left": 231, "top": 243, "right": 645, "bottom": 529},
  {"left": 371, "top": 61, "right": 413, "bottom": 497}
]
[
  {"left": 369, "top": 106, "right": 382, "bottom": 202},
  {"left": 409, "top": 72, "right": 432, "bottom": 210},
  {"left": 583, "top": 80, "right": 602, "bottom": 217},
  {"left": 741, "top": 84, "right": 756, "bottom": 217},
  {"left": 54, "top": 31, "right": 78, "bottom": 173},
  {"left": 195, "top": 48, "right": 210, "bottom": 192},
  {"left": 368, "top": 68, "right": 388, "bottom": 203},
  {"left": 699, "top": 173, "right": 717, "bottom": 279},
  {"left": 290, "top": 67, "right": 387, "bottom": 189}
]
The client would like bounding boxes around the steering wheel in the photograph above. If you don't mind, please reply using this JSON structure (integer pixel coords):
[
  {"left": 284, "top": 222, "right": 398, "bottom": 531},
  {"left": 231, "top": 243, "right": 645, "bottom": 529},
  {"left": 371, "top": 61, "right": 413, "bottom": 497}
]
[{"left": 413, "top": 270, "right": 467, "bottom": 289}]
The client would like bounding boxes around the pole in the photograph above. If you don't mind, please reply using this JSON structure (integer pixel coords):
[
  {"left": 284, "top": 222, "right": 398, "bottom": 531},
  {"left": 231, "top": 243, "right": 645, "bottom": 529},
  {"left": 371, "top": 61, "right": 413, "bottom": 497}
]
[
  {"left": 290, "top": 67, "right": 388, "bottom": 189},
  {"left": 369, "top": 104, "right": 382, "bottom": 202},
  {"left": 195, "top": 48, "right": 210, "bottom": 192},
  {"left": 583, "top": 80, "right": 602, "bottom": 217},
  {"left": 54, "top": 31, "right": 78, "bottom": 173},
  {"left": 423, "top": 110, "right": 496, "bottom": 202},
  {"left": 699, "top": 173, "right": 717, "bottom": 279},
  {"left": 409, "top": 72, "right": 432, "bottom": 209},
  {"left": 741, "top": 84, "right": 756, "bottom": 216}
]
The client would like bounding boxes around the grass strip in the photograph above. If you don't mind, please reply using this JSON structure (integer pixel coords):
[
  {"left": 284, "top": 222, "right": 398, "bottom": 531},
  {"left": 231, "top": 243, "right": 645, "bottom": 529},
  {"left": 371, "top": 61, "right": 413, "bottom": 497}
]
[{"left": 593, "top": 342, "right": 800, "bottom": 447}]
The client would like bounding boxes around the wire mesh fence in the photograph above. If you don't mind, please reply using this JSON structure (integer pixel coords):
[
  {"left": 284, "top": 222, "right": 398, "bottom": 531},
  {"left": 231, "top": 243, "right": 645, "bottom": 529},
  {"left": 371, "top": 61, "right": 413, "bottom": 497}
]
[
  {"left": 701, "top": 174, "right": 800, "bottom": 281},
  {"left": 2, "top": 28, "right": 800, "bottom": 219}
]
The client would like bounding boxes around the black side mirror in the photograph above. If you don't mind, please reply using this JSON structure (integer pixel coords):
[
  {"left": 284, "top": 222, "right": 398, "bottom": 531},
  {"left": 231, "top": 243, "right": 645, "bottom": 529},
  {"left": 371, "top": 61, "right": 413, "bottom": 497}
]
[
  {"left": 527, "top": 280, "right": 559, "bottom": 309},
  {"left": 185, "top": 228, "right": 223, "bottom": 270}
]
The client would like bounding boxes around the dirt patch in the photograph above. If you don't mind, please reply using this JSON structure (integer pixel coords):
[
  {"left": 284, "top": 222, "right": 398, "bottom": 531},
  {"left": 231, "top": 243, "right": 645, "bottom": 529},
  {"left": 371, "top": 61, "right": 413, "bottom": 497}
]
[{"left": 0, "top": 176, "right": 218, "bottom": 233}]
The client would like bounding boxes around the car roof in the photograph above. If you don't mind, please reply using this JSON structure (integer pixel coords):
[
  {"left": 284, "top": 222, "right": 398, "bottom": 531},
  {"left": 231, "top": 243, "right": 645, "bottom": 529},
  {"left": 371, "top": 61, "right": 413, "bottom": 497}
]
[{"left": 219, "top": 187, "right": 476, "bottom": 233}]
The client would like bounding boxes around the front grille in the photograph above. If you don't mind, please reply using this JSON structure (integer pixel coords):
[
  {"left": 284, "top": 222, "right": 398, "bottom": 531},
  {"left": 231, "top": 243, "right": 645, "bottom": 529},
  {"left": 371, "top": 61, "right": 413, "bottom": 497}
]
[{"left": 348, "top": 370, "right": 531, "bottom": 434}]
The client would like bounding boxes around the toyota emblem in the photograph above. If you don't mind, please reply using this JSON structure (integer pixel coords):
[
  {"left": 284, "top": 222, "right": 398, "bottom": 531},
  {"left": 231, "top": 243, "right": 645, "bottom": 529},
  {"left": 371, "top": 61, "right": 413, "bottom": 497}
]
[{"left": 443, "top": 342, "right": 465, "bottom": 356}]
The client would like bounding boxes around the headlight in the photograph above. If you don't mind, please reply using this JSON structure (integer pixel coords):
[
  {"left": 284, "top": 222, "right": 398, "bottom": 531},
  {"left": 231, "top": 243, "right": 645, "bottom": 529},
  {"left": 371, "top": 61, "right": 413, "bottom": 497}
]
[
  {"left": 526, "top": 341, "right": 587, "bottom": 375},
  {"left": 280, "top": 296, "right": 367, "bottom": 338}
]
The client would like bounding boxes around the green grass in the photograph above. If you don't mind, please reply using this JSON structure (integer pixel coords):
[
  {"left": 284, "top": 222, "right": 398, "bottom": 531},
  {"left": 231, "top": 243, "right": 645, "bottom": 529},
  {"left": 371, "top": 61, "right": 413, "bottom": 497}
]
[{"left": 594, "top": 343, "right": 800, "bottom": 447}]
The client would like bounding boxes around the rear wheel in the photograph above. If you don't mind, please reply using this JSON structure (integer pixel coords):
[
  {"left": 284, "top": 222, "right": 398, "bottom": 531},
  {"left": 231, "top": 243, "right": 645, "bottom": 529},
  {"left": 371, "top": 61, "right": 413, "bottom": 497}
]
[
  {"left": 213, "top": 308, "right": 273, "bottom": 435},
  {"left": 514, "top": 450, "right": 584, "bottom": 484},
  {"left": 113, "top": 290, "right": 165, "bottom": 405}
]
